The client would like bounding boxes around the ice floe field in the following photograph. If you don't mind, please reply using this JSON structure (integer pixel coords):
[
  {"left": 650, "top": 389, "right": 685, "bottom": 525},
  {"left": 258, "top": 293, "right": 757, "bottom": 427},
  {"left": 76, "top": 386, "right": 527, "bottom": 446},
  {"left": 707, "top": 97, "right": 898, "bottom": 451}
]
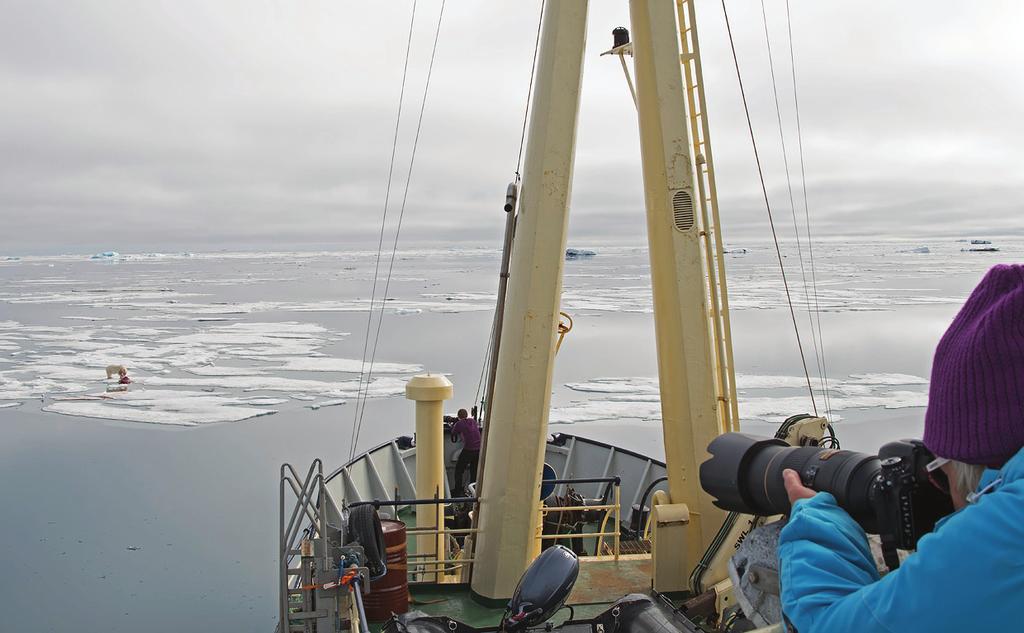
[{"left": 0, "top": 238, "right": 1019, "bottom": 631}]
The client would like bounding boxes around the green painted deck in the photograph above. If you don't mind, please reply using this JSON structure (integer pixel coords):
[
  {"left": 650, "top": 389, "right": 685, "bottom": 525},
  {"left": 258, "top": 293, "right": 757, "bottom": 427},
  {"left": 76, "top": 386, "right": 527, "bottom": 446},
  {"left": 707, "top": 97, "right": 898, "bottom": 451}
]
[
  {"left": 376, "top": 506, "right": 656, "bottom": 630},
  {"left": 567, "top": 556, "right": 651, "bottom": 605},
  {"left": 369, "top": 557, "right": 653, "bottom": 631}
]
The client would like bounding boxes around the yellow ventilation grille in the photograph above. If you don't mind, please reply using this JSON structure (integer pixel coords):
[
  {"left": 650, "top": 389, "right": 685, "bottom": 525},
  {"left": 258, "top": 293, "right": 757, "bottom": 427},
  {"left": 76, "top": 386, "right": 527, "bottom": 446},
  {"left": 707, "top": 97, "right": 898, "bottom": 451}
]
[{"left": 672, "top": 190, "right": 695, "bottom": 231}]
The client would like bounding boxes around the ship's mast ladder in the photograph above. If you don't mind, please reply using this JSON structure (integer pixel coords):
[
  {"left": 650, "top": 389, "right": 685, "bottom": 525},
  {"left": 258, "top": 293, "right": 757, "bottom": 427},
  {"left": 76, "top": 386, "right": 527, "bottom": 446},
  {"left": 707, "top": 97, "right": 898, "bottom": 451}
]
[{"left": 675, "top": 0, "right": 740, "bottom": 434}]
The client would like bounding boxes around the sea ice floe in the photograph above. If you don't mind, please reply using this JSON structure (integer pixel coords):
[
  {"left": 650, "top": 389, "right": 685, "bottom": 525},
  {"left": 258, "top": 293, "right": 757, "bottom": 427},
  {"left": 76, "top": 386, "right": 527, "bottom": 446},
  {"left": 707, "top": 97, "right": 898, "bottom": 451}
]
[
  {"left": 13, "top": 277, "right": 80, "bottom": 285},
  {"left": 26, "top": 365, "right": 113, "bottom": 381},
  {"left": 0, "top": 402, "right": 21, "bottom": 409},
  {"left": 555, "top": 259, "right": 966, "bottom": 313},
  {"left": 737, "top": 392, "right": 926, "bottom": 421},
  {"left": 274, "top": 357, "right": 423, "bottom": 374},
  {"left": 0, "top": 373, "right": 91, "bottom": 399},
  {"left": 185, "top": 366, "right": 265, "bottom": 376},
  {"left": 44, "top": 389, "right": 277, "bottom": 426},
  {"left": 0, "top": 315, "right": 417, "bottom": 425},
  {"left": 240, "top": 397, "right": 290, "bottom": 406},
  {"left": 555, "top": 373, "right": 929, "bottom": 425},
  {"left": 736, "top": 375, "right": 814, "bottom": 390},
  {"left": 209, "top": 322, "right": 332, "bottom": 337},
  {"left": 307, "top": 399, "right": 347, "bottom": 410},
  {"left": 139, "top": 374, "right": 407, "bottom": 397},
  {"left": 846, "top": 373, "right": 929, "bottom": 385},
  {"left": 550, "top": 400, "right": 660, "bottom": 425},
  {"left": 32, "top": 344, "right": 216, "bottom": 371},
  {"left": 565, "top": 377, "right": 659, "bottom": 395},
  {"left": 4, "top": 289, "right": 206, "bottom": 305},
  {"left": 565, "top": 374, "right": 820, "bottom": 394}
]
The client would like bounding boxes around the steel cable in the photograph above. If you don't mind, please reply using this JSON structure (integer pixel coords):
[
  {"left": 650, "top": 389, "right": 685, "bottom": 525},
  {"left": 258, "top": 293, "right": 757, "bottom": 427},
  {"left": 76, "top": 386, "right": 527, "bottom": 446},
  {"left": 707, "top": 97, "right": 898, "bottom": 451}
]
[
  {"left": 785, "top": 0, "right": 834, "bottom": 419},
  {"left": 720, "top": 0, "right": 818, "bottom": 414},
  {"left": 349, "top": 0, "right": 419, "bottom": 459},
  {"left": 351, "top": 0, "right": 447, "bottom": 458},
  {"left": 758, "top": 0, "right": 829, "bottom": 417}
]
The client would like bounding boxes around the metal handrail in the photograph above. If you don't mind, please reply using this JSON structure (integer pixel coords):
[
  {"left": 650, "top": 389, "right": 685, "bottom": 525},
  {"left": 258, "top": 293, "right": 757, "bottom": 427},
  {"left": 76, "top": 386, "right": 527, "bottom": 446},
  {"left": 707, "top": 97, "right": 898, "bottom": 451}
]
[
  {"left": 538, "top": 478, "right": 621, "bottom": 560},
  {"left": 347, "top": 496, "right": 477, "bottom": 509},
  {"left": 545, "top": 476, "right": 621, "bottom": 485},
  {"left": 280, "top": 460, "right": 331, "bottom": 629},
  {"left": 345, "top": 495, "right": 480, "bottom": 584}
]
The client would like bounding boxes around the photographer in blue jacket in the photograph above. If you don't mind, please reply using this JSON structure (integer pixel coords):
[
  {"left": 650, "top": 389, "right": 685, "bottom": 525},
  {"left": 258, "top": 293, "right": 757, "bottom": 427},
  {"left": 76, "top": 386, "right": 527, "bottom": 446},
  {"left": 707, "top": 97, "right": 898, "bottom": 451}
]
[{"left": 778, "top": 264, "right": 1024, "bottom": 632}]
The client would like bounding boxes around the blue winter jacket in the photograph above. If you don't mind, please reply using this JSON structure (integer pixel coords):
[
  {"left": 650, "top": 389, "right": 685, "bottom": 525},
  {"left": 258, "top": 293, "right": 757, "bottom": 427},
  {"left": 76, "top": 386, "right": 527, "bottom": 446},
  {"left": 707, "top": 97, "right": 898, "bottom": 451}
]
[{"left": 778, "top": 445, "right": 1024, "bottom": 632}]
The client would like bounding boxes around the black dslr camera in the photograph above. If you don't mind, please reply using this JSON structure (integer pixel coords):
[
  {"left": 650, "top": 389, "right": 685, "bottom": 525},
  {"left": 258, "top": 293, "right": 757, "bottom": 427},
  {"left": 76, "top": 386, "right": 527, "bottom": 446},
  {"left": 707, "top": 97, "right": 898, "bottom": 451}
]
[{"left": 700, "top": 432, "right": 955, "bottom": 569}]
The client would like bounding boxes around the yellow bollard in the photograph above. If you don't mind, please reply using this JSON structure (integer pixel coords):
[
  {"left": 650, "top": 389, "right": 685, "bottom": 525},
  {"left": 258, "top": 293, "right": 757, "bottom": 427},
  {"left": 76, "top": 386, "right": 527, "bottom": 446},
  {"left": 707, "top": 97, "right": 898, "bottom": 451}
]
[{"left": 405, "top": 374, "right": 453, "bottom": 581}]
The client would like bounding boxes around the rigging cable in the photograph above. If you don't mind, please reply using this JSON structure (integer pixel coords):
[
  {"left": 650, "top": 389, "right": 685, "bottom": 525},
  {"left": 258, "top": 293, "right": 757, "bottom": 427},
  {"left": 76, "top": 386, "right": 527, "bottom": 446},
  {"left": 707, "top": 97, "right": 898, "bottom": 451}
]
[
  {"left": 351, "top": 0, "right": 447, "bottom": 459},
  {"left": 720, "top": 0, "right": 817, "bottom": 414},
  {"left": 514, "top": 0, "right": 546, "bottom": 182},
  {"left": 472, "top": 320, "right": 494, "bottom": 413},
  {"left": 348, "top": 0, "right": 419, "bottom": 460},
  {"left": 473, "top": 0, "right": 546, "bottom": 414},
  {"left": 757, "top": 0, "right": 830, "bottom": 417},
  {"left": 785, "top": 0, "right": 834, "bottom": 419}
]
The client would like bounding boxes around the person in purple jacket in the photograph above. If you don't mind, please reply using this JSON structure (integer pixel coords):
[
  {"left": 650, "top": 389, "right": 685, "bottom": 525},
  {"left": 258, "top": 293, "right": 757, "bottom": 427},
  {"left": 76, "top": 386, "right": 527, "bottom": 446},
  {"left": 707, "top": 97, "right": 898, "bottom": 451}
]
[{"left": 451, "top": 408, "right": 481, "bottom": 496}]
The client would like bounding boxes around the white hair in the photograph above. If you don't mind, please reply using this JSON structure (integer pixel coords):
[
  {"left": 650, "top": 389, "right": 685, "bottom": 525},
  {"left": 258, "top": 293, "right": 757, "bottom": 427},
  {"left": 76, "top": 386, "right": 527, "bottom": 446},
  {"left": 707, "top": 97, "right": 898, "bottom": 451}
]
[{"left": 949, "top": 460, "right": 986, "bottom": 497}]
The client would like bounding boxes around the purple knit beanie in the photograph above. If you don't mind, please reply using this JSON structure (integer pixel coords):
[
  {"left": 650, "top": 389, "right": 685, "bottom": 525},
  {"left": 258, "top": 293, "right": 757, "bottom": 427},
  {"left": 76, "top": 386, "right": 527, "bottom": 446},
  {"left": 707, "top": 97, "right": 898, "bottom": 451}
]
[{"left": 923, "top": 264, "right": 1024, "bottom": 466}]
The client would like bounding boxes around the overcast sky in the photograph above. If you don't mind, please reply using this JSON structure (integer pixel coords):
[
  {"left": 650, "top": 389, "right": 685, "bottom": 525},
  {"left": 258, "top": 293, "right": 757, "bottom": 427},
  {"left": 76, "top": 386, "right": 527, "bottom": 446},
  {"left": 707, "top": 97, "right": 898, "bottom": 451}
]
[{"left": 1, "top": 1, "right": 1022, "bottom": 255}]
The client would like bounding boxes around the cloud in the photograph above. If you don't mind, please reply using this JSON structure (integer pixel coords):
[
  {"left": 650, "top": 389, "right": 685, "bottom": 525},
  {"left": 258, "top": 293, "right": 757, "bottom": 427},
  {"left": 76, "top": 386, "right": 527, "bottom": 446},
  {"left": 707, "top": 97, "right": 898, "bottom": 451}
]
[{"left": 0, "top": 0, "right": 1022, "bottom": 255}]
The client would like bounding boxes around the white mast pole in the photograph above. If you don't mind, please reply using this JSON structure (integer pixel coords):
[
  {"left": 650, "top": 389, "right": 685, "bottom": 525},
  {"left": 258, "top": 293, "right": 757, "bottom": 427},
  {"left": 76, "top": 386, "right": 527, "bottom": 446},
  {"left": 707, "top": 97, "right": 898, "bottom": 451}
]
[
  {"left": 628, "top": 0, "right": 726, "bottom": 591},
  {"left": 471, "top": 0, "right": 589, "bottom": 601}
]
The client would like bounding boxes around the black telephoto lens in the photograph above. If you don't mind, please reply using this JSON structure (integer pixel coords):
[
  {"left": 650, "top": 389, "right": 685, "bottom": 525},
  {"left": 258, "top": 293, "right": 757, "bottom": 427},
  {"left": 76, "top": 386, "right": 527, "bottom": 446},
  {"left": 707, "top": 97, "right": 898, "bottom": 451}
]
[{"left": 700, "top": 433, "right": 882, "bottom": 532}]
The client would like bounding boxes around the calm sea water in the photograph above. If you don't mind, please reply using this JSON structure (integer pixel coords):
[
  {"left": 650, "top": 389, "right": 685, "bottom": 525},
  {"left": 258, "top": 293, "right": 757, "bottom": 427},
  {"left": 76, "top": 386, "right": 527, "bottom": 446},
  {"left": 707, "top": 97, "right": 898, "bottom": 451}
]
[{"left": 0, "top": 238, "right": 1018, "bottom": 631}]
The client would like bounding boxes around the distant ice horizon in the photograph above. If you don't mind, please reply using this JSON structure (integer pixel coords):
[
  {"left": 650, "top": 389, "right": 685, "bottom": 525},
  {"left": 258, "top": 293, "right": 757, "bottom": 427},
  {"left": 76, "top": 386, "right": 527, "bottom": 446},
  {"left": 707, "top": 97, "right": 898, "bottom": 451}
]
[{"left": 5, "top": 232, "right": 1024, "bottom": 259}]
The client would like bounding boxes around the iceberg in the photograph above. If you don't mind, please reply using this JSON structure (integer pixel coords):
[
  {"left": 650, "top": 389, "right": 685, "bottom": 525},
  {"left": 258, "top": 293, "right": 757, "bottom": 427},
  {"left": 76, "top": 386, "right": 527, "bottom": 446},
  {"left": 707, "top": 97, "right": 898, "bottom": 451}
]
[
  {"left": 565, "top": 248, "right": 596, "bottom": 260},
  {"left": 90, "top": 251, "right": 121, "bottom": 260},
  {"left": 896, "top": 246, "right": 930, "bottom": 254}
]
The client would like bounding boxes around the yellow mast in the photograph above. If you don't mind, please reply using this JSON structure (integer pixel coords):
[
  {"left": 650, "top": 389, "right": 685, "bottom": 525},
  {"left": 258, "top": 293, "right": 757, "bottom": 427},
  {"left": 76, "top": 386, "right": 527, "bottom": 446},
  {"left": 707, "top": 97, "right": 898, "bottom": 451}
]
[
  {"left": 628, "top": 0, "right": 726, "bottom": 592},
  {"left": 470, "top": 0, "right": 590, "bottom": 601},
  {"left": 472, "top": 0, "right": 738, "bottom": 599}
]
